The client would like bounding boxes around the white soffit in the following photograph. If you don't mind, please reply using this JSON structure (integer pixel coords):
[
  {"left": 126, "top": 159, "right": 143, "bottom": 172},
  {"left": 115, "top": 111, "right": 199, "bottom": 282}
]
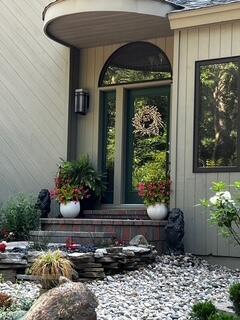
[{"left": 43, "top": 0, "right": 178, "bottom": 48}]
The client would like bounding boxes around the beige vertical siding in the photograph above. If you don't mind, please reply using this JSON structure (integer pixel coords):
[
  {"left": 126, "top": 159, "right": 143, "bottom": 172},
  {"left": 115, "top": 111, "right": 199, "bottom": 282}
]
[
  {"left": 172, "top": 21, "right": 240, "bottom": 257},
  {"left": 77, "top": 36, "right": 174, "bottom": 167},
  {"left": 0, "top": 0, "right": 69, "bottom": 202}
]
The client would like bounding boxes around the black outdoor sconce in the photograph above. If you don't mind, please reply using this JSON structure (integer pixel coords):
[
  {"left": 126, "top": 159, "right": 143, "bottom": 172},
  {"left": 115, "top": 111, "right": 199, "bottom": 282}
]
[{"left": 74, "top": 89, "right": 89, "bottom": 115}]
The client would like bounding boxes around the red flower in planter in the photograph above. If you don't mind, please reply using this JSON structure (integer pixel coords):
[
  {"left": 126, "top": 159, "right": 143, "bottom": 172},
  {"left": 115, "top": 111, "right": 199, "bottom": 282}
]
[{"left": 0, "top": 242, "right": 7, "bottom": 253}]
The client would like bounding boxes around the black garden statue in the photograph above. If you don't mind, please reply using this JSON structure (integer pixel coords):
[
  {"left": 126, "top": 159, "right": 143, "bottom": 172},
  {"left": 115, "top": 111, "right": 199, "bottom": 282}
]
[
  {"left": 165, "top": 208, "right": 184, "bottom": 255},
  {"left": 35, "top": 189, "right": 51, "bottom": 218}
]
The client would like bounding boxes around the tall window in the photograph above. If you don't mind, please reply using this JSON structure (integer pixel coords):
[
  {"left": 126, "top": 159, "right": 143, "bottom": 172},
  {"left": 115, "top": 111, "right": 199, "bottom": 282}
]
[
  {"left": 100, "top": 91, "right": 116, "bottom": 203},
  {"left": 99, "top": 42, "right": 172, "bottom": 87},
  {"left": 194, "top": 57, "right": 240, "bottom": 172}
]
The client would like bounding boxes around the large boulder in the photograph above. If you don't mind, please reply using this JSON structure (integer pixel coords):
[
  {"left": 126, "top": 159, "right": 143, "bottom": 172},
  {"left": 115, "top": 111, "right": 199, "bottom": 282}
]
[{"left": 24, "top": 278, "right": 98, "bottom": 320}]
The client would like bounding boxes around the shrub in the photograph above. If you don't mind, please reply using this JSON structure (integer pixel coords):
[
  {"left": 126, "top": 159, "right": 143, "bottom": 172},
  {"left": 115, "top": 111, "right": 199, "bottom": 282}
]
[
  {"left": 230, "top": 283, "right": 240, "bottom": 315},
  {"left": 0, "top": 194, "right": 40, "bottom": 241},
  {"left": 30, "top": 250, "right": 77, "bottom": 289},
  {"left": 0, "top": 293, "right": 12, "bottom": 309},
  {"left": 200, "top": 181, "right": 240, "bottom": 246},
  {"left": 191, "top": 301, "right": 217, "bottom": 320}
]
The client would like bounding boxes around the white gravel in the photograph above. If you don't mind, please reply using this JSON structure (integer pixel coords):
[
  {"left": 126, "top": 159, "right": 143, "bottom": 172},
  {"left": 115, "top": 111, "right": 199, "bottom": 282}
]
[
  {"left": 0, "top": 255, "right": 239, "bottom": 320},
  {"left": 87, "top": 255, "right": 240, "bottom": 320},
  {"left": 0, "top": 281, "right": 40, "bottom": 309}
]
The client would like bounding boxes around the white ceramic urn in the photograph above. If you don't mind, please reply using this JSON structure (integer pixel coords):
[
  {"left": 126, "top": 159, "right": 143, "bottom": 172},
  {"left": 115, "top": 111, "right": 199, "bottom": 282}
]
[
  {"left": 60, "top": 201, "right": 80, "bottom": 218},
  {"left": 147, "top": 203, "right": 168, "bottom": 220}
]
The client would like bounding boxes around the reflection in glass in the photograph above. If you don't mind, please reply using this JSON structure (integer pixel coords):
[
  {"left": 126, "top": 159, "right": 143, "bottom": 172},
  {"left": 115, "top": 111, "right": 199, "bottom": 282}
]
[
  {"left": 126, "top": 88, "right": 170, "bottom": 204},
  {"left": 100, "top": 42, "right": 172, "bottom": 86},
  {"left": 197, "top": 60, "right": 239, "bottom": 168},
  {"left": 101, "top": 91, "right": 116, "bottom": 203}
]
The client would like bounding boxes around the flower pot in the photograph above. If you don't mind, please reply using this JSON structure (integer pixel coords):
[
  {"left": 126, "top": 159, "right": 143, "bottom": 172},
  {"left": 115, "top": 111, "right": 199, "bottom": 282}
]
[
  {"left": 147, "top": 203, "right": 168, "bottom": 220},
  {"left": 60, "top": 201, "right": 80, "bottom": 218}
]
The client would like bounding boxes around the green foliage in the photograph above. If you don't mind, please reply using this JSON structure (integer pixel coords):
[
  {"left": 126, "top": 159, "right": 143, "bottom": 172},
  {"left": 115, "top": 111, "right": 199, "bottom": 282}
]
[
  {"left": 0, "top": 194, "right": 40, "bottom": 241},
  {"left": 198, "top": 62, "right": 239, "bottom": 168},
  {"left": 191, "top": 301, "right": 217, "bottom": 320},
  {"left": 135, "top": 152, "right": 167, "bottom": 184},
  {"left": 199, "top": 181, "right": 240, "bottom": 246},
  {"left": 229, "top": 283, "right": 240, "bottom": 315},
  {"left": 138, "top": 181, "right": 171, "bottom": 206},
  {"left": 58, "top": 155, "right": 106, "bottom": 198},
  {"left": 212, "top": 181, "right": 227, "bottom": 192},
  {"left": 51, "top": 184, "right": 89, "bottom": 204}
]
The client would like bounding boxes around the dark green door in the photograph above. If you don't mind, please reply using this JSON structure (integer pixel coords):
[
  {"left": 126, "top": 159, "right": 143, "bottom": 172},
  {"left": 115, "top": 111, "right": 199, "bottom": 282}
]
[{"left": 125, "top": 86, "right": 170, "bottom": 204}]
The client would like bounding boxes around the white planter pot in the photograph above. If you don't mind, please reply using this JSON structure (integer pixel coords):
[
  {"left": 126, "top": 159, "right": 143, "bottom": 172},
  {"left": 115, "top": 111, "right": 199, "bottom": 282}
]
[
  {"left": 147, "top": 203, "right": 168, "bottom": 220},
  {"left": 60, "top": 201, "right": 80, "bottom": 218}
]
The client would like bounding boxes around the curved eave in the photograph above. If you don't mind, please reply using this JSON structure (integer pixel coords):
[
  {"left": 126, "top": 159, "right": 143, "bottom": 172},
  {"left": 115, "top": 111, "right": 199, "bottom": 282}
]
[{"left": 43, "top": 0, "right": 179, "bottom": 48}]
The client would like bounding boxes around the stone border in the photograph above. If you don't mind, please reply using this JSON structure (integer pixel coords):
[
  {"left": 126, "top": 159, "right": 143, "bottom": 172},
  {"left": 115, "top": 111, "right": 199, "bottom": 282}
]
[{"left": 0, "top": 245, "right": 158, "bottom": 282}]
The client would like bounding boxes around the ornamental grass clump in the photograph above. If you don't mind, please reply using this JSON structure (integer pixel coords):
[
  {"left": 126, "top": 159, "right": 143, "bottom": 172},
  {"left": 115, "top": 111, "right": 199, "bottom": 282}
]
[
  {"left": 200, "top": 181, "right": 240, "bottom": 246},
  {"left": 30, "top": 250, "right": 77, "bottom": 289},
  {"left": 230, "top": 283, "right": 240, "bottom": 315}
]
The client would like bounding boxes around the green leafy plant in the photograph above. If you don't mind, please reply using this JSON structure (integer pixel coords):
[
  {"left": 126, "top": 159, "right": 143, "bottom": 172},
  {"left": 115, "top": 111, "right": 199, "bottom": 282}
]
[
  {"left": 0, "top": 194, "right": 40, "bottom": 241},
  {"left": 57, "top": 155, "right": 106, "bottom": 198},
  {"left": 137, "top": 180, "right": 171, "bottom": 206},
  {"left": 134, "top": 152, "right": 167, "bottom": 185},
  {"left": 230, "top": 283, "right": 240, "bottom": 315},
  {"left": 30, "top": 250, "right": 77, "bottom": 289},
  {"left": 199, "top": 181, "right": 240, "bottom": 246},
  {"left": 50, "top": 184, "right": 89, "bottom": 204},
  {"left": 191, "top": 301, "right": 217, "bottom": 320}
]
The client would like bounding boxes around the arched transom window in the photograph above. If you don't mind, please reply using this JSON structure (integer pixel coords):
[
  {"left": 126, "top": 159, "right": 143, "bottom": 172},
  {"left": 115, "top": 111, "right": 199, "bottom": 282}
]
[{"left": 99, "top": 42, "right": 172, "bottom": 87}]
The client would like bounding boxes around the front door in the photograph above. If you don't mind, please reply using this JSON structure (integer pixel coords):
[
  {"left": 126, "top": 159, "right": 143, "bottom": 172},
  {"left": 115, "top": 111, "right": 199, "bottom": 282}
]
[{"left": 125, "top": 86, "right": 170, "bottom": 204}]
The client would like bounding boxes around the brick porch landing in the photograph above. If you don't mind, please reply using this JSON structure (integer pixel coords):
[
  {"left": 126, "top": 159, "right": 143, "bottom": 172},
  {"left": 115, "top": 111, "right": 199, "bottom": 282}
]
[{"left": 40, "top": 216, "right": 167, "bottom": 253}]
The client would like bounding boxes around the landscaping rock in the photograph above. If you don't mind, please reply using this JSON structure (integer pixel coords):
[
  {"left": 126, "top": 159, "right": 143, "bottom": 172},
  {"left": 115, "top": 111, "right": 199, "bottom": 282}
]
[
  {"left": 24, "top": 278, "right": 98, "bottom": 320},
  {"left": 129, "top": 235, "right": 149, "bottom": 246}
]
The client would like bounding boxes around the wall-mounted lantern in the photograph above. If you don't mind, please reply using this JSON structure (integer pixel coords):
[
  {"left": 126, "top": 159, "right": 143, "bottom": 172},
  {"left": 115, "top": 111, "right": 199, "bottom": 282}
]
[{"left": 74, "top": 89, "right": 89, "bottom": 115}]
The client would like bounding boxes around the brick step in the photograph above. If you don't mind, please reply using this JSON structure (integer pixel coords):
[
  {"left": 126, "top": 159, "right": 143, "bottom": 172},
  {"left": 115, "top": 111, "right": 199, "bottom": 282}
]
[
  {"left": 30, "top": 230, "right": 116, "bottom": 246},
  {"left": 40, "top": 218, "right": 167, "bottom": 253},
  {"left": 83, "top": 209, "right": 149, "bottom": 220}
]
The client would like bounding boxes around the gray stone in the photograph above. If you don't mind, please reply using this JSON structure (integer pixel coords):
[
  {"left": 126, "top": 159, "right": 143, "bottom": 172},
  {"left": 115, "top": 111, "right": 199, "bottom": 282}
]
[
  {"left": 129, "top": 235, "right": 149, "bottom": 247},
  {"left": 24, "top": 278, "right": 98, "bottom": 320},
  {"left": 122, "top": 246, "right": 151, "bottom": 253}
]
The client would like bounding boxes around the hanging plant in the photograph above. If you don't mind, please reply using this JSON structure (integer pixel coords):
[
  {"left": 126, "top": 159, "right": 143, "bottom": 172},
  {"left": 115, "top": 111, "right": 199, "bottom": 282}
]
[{"left": 132, "top": 105, "right": 164, "bottom": 137}]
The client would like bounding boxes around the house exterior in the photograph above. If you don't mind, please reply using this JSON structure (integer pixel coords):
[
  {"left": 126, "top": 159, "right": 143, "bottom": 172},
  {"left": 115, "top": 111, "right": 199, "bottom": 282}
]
[{"left": 1, "top": 0, "right": 240, "bottom": 258}]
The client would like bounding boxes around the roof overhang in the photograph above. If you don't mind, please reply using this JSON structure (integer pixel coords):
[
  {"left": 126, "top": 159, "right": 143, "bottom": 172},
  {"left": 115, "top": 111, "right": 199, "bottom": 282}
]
[
  {"left": 43, "top": 0, "right": 181, "bottom": 48},
  {"left": 169, "top": 1, "right": 240, "bottom": 30}
]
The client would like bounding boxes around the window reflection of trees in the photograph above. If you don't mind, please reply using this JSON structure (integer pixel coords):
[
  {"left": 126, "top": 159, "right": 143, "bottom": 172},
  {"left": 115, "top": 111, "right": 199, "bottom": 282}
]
[
  {"left": 198, "top": 61, "right": 239, "bottom": 168},
  {"left": 132, "top": 95, "right": 169, "bottom": 190},
  {"left": 103, "top": 66, "right": 171, "bottom": 86}
]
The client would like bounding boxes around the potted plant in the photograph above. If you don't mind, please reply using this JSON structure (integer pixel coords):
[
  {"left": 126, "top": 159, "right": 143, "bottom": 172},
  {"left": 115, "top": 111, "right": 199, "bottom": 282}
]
[
  {"left": 56, "top": 155, "right": 106, "bottom": 210},
  {"left": 51, "top": 184, "right": 90, "bottom": 218},
  {"left": 137, "top": 180, "right": 171, "bottom": 220}
]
